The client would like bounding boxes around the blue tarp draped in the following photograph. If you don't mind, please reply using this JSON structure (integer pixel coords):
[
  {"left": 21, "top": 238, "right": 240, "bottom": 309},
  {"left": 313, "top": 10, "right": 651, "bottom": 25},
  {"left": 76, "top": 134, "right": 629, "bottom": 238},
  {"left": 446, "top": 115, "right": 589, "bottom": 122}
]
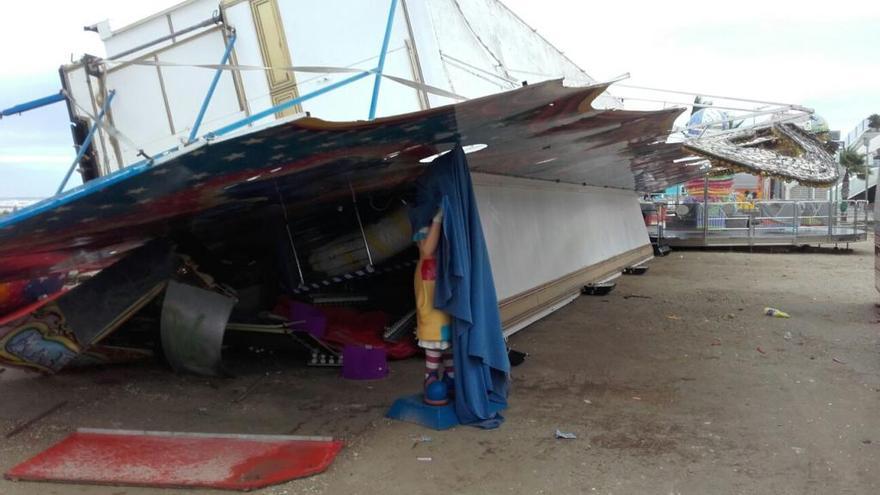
[{"left": 410, "top": 146, "right": 510, "bottom": 428}]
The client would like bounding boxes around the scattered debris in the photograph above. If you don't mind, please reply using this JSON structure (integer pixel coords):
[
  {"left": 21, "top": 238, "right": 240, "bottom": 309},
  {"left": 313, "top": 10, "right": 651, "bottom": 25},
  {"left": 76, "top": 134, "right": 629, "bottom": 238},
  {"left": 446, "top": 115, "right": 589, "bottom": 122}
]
[
  {"left": 791, "top": 446, "right": 805, "bottom": 455},
  {"left": 411, "top": 435, "right": 432, "bottom": 448},
  {"left": 555, "top": 430, "right": 577, "bottom": 440},
  {"left": 756, "top": 346, "right": 767, "bottom": 355},
  {"left": 632, "top": 396, "right": 642, "bottom": 401},
  {"left": 710, "top": 339, "right": 722, "bottom": 346},
  {"left": 5, "top": 400, "right": 68, "bottom": 439},
  {"left": 623, "top": 294, "right": 652, "bottom": 300},
  {"left": 722, "top": 313, "right": 735, "bottom": 320},
  {"left": 666, "top": 315, "right": 682, "bottom": 320},
  {"left": 508, "top": 349, "right": 528, "bottom": 367},
  {"left": 416, "top": 457, "right": 433, "bottom": 462},
  {"left": 832, "top": 357, "right": 847, "bottom": 365},
  {"left": 783, "top": 331, "right": 793, "bottom": 340},
  {"left": 583, "top": 399, "right": 592, "bottom": 405},
  {"left": 582, "top": 282, "right": 616, "bottom": 296},
  {"left": 623, "top": 266, "right": 648, "bottom": 276},
  {"left": 764, "top": 307, "right": 791, "bottom": 318},
  {"left": 231, "top": 373, "right": 268, "bottom": 404}
]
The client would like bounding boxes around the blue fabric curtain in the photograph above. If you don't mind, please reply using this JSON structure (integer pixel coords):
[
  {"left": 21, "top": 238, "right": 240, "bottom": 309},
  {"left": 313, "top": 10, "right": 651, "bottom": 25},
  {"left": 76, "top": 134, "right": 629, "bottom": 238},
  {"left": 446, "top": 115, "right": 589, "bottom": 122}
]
[{"left": 410, "top": 146, "right": 510, "bottom": 428}]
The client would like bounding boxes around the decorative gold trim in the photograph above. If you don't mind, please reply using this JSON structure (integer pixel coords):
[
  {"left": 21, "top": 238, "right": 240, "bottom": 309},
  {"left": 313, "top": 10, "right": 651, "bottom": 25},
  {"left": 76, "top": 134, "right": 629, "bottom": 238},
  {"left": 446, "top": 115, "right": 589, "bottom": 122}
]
[
  {"left": 498, "top": 244, "right": 653, "bottom": 329},
  {"left": 250, "top": 0, "right": 302, "bottom": 114}
]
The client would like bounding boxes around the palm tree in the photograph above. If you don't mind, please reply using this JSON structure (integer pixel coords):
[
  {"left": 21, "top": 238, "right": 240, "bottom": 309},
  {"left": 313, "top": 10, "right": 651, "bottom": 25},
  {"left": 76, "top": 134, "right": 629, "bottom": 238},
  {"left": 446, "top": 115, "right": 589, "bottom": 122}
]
[{"left": 839, "top": 146, "right": 865, "bottom": 201}]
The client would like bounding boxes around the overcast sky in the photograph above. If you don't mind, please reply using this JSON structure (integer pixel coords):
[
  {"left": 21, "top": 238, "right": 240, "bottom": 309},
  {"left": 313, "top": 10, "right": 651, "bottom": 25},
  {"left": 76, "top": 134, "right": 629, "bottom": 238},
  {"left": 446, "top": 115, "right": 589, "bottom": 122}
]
[{"left": 1, "top": 0, "right": 878, "bottom": 197}]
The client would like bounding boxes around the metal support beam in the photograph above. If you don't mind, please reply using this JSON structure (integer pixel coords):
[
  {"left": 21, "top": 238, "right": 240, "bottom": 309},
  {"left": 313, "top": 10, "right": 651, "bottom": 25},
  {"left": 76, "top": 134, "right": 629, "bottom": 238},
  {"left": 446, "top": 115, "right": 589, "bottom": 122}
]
[
  {"left": 702, "top": 174, "right": 709, "bottom": 243},
  {"left": 57, "top": 90, "right": 116, "bottom": 195},
  {"left": 349, "top": 182, "right": 375, "bottom": 269},
  {"left": 368, "top": 0, "right": 399, "bottom": 120},
  {"left": 207, "top": 70, "right": 372, "bottom": 139},
  {"left": 188, "top": 32, "right": 237, "bottom": 144},
  {"left": 1, "top": 92, "right": 65, "bottom": 117},
  {"left": 107, "top": 15, "right": 221, "bottom": 61}
]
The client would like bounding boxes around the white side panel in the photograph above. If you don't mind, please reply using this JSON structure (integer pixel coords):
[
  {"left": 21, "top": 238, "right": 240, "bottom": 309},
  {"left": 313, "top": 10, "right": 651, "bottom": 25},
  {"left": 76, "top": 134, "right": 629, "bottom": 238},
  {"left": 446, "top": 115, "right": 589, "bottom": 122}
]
[
  {"left": 104, "top": 0, "right": 217, "bottom": 59},
  {"left": 276, "top": 0, "right": 421, "bottom": 120},
  {"left": 105, "top": 18, "right": 173, "bottom": 59},
  {"left": 223, "top": 2, "right": 273, "bottom": 126},
  {"left": 105, "top": 65, "right": 177, "bottom": 164},
  {"left": 158, "top": 30, "right": 244, "bottom": 138},
  {"left": 168, "top": 0, "right": 217, "bottom": 32},
  {"left": 63, "top": 66, "right": 117, "bottom": 174},
  {"left": 473, "top": 173, "right": 649, "bottom": 300},
  {"left": 417, "top": 0, "right": 619, "bottom": 108}
]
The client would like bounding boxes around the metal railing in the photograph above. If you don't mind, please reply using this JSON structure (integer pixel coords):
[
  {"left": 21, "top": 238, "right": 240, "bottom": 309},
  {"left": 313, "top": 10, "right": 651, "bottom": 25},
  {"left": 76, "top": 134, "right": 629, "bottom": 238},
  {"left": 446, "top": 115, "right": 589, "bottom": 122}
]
[{"left": 651, "top": 199, "right": 869, "bottom": 247}]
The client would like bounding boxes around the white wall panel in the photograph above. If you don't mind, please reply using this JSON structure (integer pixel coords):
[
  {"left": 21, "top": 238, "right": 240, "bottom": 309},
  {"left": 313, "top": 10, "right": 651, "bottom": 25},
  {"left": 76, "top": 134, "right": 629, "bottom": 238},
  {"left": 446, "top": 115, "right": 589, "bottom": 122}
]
[
  {"left": 223, "top": 2, "right": 274, "bottom": 126},
  {"left": 169, "top": 0, "right": 217, "bottom": 32},
  {"left": 472, "top": 173, "right": 648, "bottom": 300},
  {"left": 105, "top": 18, "right": 173, "bottom": 60},
  {"left": 105, "top": 64, "right": 176, "bottom": 164},
  {"left": 63, "top": 65, "right": 120, "bottom": 174},
  {"left": 276, "top": 0, "right": 420, "bottom": 120},
  {"left": 158, "top": 30, "right": 244, "bottom": 138}
]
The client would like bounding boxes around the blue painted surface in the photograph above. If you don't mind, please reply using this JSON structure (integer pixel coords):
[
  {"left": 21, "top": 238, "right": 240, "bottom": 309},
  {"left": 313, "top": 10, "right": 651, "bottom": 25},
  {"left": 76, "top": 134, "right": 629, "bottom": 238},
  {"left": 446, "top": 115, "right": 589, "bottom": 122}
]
[
  {"left": 57, "top": 90, "right": 116, "bottom": 195},
  {"left": 188, "top": 33, "right": 237, "bottom": 144},
  {"left": 386, "top": 394, "right": 459, "bottom": 430},
  {"left": 368, "top": 0, "right": 399, "bottom": 120},
  {"left": 207, "top": 71, "right": 373, "bottom": 139},
  {"left": 423, "top": 147, "right": 509, "bottom": 428},
  {"left": 1, "top": 92, "right": 65, "bottom": 117}
]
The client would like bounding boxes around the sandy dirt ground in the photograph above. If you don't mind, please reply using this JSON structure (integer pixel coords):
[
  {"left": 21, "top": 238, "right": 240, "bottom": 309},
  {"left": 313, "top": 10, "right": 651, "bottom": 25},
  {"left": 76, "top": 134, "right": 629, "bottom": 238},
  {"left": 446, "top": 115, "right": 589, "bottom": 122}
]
[{"left": 2, "top": 239, "right": 879, "bottom": 495}]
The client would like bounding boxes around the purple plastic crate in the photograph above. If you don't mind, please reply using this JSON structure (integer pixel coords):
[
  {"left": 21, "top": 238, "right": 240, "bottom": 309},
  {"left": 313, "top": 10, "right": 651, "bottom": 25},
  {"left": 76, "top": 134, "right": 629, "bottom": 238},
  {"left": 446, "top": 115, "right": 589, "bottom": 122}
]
[
  {"left": 288, "top": 301, "right": 327, "bottom": 339},
  {"left": 342, "top": 345, "right": 389, "bottom": 380}
]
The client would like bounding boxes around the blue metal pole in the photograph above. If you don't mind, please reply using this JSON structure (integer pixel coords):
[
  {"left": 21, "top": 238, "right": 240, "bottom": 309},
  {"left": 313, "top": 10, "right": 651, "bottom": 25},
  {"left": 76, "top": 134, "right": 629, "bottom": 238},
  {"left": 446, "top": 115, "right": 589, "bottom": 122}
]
[
  {"left": 57, "top": 90, "right": 116, "bottom": 195},
  {"left": 1, "top": 92, "right": 65, "bottom": 117},
  {"left": 368, "top": 0, "right": 398, "bottom": 120},
  {"left": 207, "top": 70, "right": 373, "bottom": 139},
  {"left": 187, "top": 32, "right": 237, "bottom": 144}
]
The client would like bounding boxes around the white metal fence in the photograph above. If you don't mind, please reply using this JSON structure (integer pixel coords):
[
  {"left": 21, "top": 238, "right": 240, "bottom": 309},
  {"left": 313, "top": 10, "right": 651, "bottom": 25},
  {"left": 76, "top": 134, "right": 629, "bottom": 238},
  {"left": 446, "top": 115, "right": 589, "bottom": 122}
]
[{"left": 652, "top": 199, "right": 868, "bottom": 247}]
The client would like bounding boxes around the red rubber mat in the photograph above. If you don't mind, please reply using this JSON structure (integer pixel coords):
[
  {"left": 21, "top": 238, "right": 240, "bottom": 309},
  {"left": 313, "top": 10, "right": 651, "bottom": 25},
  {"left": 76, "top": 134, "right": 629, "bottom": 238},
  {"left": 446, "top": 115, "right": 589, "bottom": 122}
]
[{"left": 5, "top": 429, "right": 343, "bottom": 491}]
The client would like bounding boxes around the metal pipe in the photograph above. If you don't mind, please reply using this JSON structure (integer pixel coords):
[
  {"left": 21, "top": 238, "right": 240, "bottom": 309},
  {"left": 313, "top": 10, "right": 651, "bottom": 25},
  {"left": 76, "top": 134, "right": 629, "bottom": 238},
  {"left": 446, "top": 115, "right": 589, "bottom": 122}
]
[
  {"left": 702, "top": 174, "right": 709, "bottom": 242},
  {"left": 274, "top": 181, "right": 305, "bottom": 288},
  {"left": 400, "top": 0, "right": 429, "bottom": 109},
  {"left": 108, "top": 16, "right": 220, "bottom": 61},
  {"left": 188, "top": 31, "right": 237, "bottom": 144},
  {"left": 615, "top": 83, "right": 814, "bottom": 113},
  {"left": 866, "top": 142, "right": 871, "bottom": 203},
  {"left": 368, "top": 0, "right": 399, "bottom": 120},
  {"left": 1, "top": 92, "right": 65, "bottom": 117},
  {"left": 207, "top": 70, "right": 372, "bottom": 139},
  {"left": 349, "top": 182, "right": 375, "bottom": 268},
  {"left": 57, "top": 90, "right": 116, "bottom": 195}
]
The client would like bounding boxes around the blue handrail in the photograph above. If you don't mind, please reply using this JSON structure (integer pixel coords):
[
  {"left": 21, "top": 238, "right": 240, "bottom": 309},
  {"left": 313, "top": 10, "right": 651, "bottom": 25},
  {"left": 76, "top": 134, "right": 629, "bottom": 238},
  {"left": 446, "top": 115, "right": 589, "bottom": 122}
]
[
  {"left": 368, "top": 0, "right": 398, "bottom": 120},
  {"left": 57, "top": 90, "right": 116, "bottom": 195},
  {"left": 1, "top": 92, "right": 65, "bottom": 117},
  {"left": 188, "top": 32, "right": 237, "bottom": 143},
  {"left": 206, "top": 70, "right": 373, "bottom": 139}
]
